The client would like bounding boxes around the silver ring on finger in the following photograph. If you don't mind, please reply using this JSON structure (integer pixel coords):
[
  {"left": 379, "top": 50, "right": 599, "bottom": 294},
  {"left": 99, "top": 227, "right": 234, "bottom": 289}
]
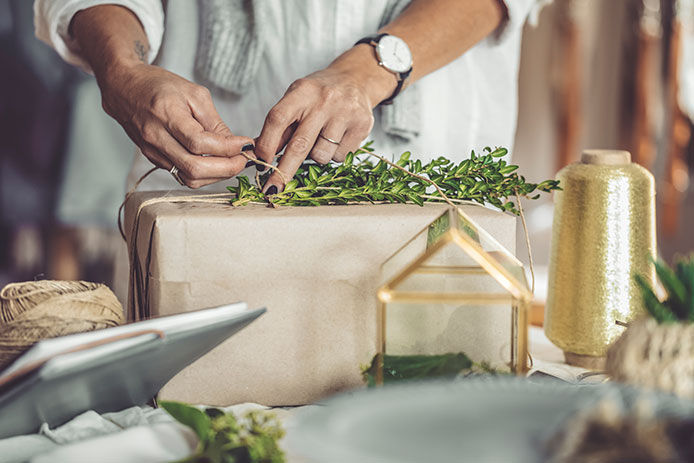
[
  {"left": 170, "top": 165, "right": 185, "bottom": 186},
  {"left": 318, "top": 133, "right": 341, "bottom": 145}
]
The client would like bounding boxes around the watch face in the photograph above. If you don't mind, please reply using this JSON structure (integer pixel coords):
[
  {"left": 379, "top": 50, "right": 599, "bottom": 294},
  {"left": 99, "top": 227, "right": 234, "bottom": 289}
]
[{"left": 376, "top": 35, "right": 412, "bottom": 74}]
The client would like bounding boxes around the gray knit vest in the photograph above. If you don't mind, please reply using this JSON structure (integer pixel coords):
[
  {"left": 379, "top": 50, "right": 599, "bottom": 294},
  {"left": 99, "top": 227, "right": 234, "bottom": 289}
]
[{"left": 195, "top": 0, "right": 419, "bottom": 143}]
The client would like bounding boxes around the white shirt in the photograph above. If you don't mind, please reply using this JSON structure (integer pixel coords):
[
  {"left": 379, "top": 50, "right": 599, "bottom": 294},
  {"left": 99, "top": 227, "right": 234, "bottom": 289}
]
[{"left": 35, "top": 0, "right": 548, "bottom": 191}]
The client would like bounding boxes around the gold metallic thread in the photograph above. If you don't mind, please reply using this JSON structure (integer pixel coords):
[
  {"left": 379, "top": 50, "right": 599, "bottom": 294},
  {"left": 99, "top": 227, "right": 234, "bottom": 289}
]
[{"left": 545, "top": 155, "right": 656, "bottom": 358}]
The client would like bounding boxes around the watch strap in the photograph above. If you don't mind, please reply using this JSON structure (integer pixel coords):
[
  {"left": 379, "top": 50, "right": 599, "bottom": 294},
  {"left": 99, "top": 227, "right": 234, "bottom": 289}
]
[
  {"left": 379, "top": 68, "right": 411, "bottom": 106},
  {"left": 355, "top": 33, "right": 388, "bottom": 47}
]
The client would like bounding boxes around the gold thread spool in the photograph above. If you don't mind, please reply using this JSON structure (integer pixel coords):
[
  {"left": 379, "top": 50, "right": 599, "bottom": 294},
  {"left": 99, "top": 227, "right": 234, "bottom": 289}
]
[{"left": 545, "top": 149, "right": 657, "bottom": 369}]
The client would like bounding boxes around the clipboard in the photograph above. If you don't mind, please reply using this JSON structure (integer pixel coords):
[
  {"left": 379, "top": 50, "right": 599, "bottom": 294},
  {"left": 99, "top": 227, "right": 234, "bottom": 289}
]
[{"left": 0, "top": 302, "right": 265, "bottom": 438}]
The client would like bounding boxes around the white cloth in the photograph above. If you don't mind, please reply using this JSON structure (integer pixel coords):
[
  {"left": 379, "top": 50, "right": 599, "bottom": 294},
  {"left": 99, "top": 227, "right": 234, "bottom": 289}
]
[
  {"left": 0, "top": 403, "right": 305, "bottom": 463},
  {"left": 35, "top": 0, "right": 548, "bottom": 191},
  {"left": 0, "top": 406, "right": 195, "bottom": 463}
]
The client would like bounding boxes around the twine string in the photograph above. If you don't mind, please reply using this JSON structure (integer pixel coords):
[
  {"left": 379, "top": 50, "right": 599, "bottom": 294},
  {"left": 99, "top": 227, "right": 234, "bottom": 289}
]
[
  {"left": 515, "top": 192, "right": 535, "bottom": 294},
  {"left": 0, "top": 281, "right": 123, "bottom": 369},
  {"left": 607, "top": 318, "right": 694, "bottom": 399},
  {"left": 366, "top": 152, "right": 458, "bottom": 209}
]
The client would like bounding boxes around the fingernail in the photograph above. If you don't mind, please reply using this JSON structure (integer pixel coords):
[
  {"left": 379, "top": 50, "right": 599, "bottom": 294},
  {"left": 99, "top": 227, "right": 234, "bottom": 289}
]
[
  {"left": 245, "top": 160, "right": 255, "bottom": 168},
  {"left": 266, "top": 185, "right": 278, "bottom": 196},
  {"left": 242, "top": 143, "right": 255, "bottom": 152},
  {"left": 256, "top": 164, "right": 266, "bottom": 172}
]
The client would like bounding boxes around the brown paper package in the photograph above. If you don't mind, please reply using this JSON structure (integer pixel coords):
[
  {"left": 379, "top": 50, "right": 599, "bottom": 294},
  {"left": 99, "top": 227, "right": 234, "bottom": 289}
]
[{"left": 124, "top": 191, "right": 517, "bottom": 406}]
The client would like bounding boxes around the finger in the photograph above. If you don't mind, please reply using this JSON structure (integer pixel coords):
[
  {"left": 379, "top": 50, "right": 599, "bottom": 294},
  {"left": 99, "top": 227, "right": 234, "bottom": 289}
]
[
  {"left": 273, "top": 122, "right": 298, "bottom": 156},
  {"left": 179, "top": 175, "right": 229, "bottom": 189},
  {"left": 253, "top": 123, "right": 296, "bottom": 173},
  {"left": 173, "top": 167, "right": 229, "bottom": 189},
  {"left": 333, "top": 128, "right": 368, "bottom": 163},
  {"left": 255, "top": 101, "right": 299, "bottom": 166},
  {"left": 175, "top": 149, "right": 249, "bottom": 180},
  {"left": 142, "top": 118, "right": 252, "bottom": 178},
  {"left": 187, "top": 85, "right": 231, "bottom": 134},
  {"left": 140, "top": 143, "right": 226, "bottom": 188},
  {"left": 263, "top": 117, "right": 322, "bottom": 193},
  {"left": 140, "top": 143, "right": 174, "bottom": 171},
  {"left": 153, "top": 132, "right": 250, "bottom": 180},
  {"left": 166, "top": 107, "right": 254, "bottom": 157},
  {"left": 310, "top": 122, "right": 346, "bottom": 165}
]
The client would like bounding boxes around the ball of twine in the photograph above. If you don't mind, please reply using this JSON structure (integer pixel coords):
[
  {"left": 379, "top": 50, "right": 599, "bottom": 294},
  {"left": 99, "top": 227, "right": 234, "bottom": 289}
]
[
  {"left": 606, "top": 318, "right": 694, "bottom": 399},
  {"left": 0, "top": 280, "right": 124, "bottom": 370}
]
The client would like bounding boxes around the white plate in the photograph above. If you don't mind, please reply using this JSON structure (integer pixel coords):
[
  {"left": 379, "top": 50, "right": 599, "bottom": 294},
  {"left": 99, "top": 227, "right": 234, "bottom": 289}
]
[{"left": 288, "top": 377, "right": 694, "bottom": 463}]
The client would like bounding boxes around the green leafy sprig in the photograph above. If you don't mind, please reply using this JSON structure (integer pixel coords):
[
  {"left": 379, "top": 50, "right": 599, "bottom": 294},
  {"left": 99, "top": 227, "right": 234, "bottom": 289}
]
[
  {"left": 635, "top": 255, "right": 694, "bottom": 324},
  {"left": 160, "top": 401, "right": 285, "bottom": 463},
  {"left": 360, "top": 352, "right": 506, "bottom": 387},
  {"left": 228, "top": 142, "right": 560, "bottom": 214}
]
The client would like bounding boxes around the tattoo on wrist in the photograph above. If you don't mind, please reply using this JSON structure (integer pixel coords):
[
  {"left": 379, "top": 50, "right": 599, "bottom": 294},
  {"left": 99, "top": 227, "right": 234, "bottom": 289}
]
[{"left": 134, "top": 40, "right": 148, "bottom": 63}]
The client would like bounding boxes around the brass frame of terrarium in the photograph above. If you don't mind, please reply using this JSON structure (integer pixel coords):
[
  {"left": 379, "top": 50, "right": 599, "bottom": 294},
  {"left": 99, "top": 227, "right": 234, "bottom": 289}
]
[{"left": 376, "top": 207, "right": 533, "bottom": 381}]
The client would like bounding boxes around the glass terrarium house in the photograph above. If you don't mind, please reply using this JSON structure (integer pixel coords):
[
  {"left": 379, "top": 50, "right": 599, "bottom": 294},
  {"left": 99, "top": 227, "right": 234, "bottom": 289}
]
[{"left": 376, "top": 207, "right": 533, "bottom": 383}]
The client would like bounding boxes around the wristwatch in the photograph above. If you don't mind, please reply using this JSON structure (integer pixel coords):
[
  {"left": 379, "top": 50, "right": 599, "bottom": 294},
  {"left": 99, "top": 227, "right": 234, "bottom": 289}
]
[{"left": 355, "top": 33, "right": 413, "bottom": 106}]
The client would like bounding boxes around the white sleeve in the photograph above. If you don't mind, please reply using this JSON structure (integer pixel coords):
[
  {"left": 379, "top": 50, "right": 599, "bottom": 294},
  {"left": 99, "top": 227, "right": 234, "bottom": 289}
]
[
  {"left": 34, "top": 0, "right": 164, "bottom": 74},
  {"left": 489, "top": 0, "right": 553, "bottom": 44}
]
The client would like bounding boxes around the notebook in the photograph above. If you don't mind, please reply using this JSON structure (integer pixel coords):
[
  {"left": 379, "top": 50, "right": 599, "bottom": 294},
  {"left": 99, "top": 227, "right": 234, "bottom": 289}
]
[{"left": 0, "top": 302, "right": 265, "bottom": 438}]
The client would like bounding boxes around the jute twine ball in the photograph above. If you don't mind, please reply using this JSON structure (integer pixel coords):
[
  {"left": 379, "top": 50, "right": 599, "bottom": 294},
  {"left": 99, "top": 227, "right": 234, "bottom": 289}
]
[
  {"left": 0, "top": 280, "right": 124, "bottom": 370},
  {"left": 606, "top": 318, "right": 694, "bottom": 399}
]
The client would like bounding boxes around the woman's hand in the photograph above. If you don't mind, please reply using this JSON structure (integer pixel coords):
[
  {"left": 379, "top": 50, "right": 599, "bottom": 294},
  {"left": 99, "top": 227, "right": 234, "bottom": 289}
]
[
  {"left": 255, "top": 46, "right": 397, "bottom": 194},
  {"left": 99, "top": 62, "right": 255, "bottom": 188},
  {"left": 255, "top": 0, "right": 505, "bottom": 194},
  {"left": 71, "top": 5, "right": 255, "bottom": 189}
]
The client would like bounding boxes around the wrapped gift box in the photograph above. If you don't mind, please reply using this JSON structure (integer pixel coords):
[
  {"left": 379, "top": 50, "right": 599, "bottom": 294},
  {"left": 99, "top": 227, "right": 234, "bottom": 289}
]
[{"left": 124, "top": 191, "right": 517, "bottom": 405}]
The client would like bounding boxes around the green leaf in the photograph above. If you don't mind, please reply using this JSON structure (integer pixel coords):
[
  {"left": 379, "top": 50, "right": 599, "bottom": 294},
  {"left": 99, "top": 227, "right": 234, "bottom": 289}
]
[
  {"left": 380, "top": 353, "right": 473, "bottom": 380},
  {"left": 283, "top": 179, "right": 299, "bottom": 192},
  {"left": 499, "top": 165, "right": 519, "bottom": 175},
  {"left": 490, "top": 147, "right": 508, "bottom": 158},
  {"left": 361, "top": 352, "right": 505, "bottom": 386},
  {"left": 407, "top": 192, "right": 424, "bottom": 206},
  {"left": 655, "top": 259, "right": 687, "bottom": 304},
  {"left": 635, "top": 274, "right": 676, "bottom": 323},
  {"left": 295, "top": 190, "right": 313, "bottom": 198},
  {"left": 160, "top": 401, "right": 211, "bottom": 442},
  {"left": 455, "top": 160, "right": 471, "bottom": 176},
  {"left": 390, "top": 181, "right": 407, "bottom": 193},
  {"left": 396, "top": 151, "right": 411, "bottom": 167},
  {"left": 676, "top": 258, "right": 694, "bottom": 321},
  {"left": 444, "top": 180, "right": 462, "bottom": 191},
  {"left": 373, "top": 160, "right": 387, "bottom": 174}
]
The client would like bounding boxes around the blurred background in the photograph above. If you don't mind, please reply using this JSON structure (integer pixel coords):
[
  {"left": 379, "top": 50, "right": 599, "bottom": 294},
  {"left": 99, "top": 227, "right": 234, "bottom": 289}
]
[{"left": 0, "top": 0, "right": 692, "bottom": 308}]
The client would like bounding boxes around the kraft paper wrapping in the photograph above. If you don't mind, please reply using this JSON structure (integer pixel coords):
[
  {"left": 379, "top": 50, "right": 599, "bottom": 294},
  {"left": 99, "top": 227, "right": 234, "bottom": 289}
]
[{"left": 124, "top": 191, "right": 516, "bottom": 405}]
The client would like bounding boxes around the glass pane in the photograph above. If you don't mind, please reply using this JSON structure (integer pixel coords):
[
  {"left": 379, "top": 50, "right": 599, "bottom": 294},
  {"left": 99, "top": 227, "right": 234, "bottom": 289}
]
[
  {"left": 380, "top": 208, "right": 531, "bottom": 300},
  {"left": 454, "top": 210, "right": 530, "bottom": 295},
  {"left": 384, "top": 301, "right": 513, "bottom": 372},
  {"left": 386, "top": 240, "right": 513, "bottom": 300}
]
